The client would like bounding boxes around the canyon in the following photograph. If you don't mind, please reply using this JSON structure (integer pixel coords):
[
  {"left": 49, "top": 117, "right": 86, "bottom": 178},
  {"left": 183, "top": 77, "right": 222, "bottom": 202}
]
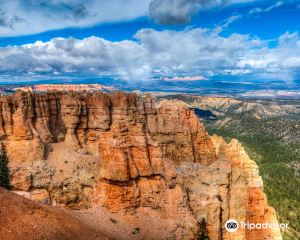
[{"left": 0, "top": 91, "right": 282, "bottom": 240}]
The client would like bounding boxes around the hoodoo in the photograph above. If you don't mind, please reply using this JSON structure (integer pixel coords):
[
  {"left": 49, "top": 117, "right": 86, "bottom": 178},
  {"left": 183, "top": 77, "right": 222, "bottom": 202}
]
[{"left": 0, "top": 91, "right": 281, "bottom": 239}]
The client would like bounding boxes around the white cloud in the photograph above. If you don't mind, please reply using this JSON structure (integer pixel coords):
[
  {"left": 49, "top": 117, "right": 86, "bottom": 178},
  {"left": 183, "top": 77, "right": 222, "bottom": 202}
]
[
  {"left": 0, "top": 0, "right": 151, "bottom": 37},
  {"left": 235, "top": 31, "right": 300, "bottom": 80},
  {"left": 0, "top": 0, "right": 262, "bottom": 36},
  {"left": 249, "top": 1, "right": 283, "bottom": 14},
  {"left": 220, "top": 15, "right": 242, "bottom": 28},
  {"left": 0, "top": 36, "right": 149, "bottom": 79},
  {"left": 0, "top": 28, "right": 299, "bottom": 81}
]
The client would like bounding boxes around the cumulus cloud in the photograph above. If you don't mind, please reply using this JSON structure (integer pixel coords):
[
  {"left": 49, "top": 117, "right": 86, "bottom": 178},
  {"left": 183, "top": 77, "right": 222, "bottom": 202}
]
[
  {"left": 1, "top": 28, "right": 299, "bottom": 81},
  {"left": 0, "top": 37, "right": 148, "bottom": 79},
  {"left": 0, "top": 0, "right": 151, "bottom": 37},
  {"left": 149, "top": 0, "right": 257, "bottom": 24},
  {"left": 236, "top": 31, "right": 300, "bottom": 80},
  {"left": 149, "top": 0, "right": 197, "bottom": 24}
]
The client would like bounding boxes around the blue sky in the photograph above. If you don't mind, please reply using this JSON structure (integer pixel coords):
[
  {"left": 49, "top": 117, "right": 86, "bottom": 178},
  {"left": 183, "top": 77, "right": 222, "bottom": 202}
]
[
  {"left": 0, "top": 0, "right": 300, "bottom": 87},
  {"left": 1, "top": 1, "right": 299, "bottom": 46}
]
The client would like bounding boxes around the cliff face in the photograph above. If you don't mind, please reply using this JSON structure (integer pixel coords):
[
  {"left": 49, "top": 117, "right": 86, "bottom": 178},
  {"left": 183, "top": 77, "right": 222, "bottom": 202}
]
[{"left": 0, "top": 91, "right": 281, "bottom": 239}]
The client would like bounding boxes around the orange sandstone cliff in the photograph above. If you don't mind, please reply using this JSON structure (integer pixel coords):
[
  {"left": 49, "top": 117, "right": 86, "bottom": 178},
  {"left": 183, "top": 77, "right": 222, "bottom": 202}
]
[{"left": 0, "top": 91, "right": 281, "bottom": 240}]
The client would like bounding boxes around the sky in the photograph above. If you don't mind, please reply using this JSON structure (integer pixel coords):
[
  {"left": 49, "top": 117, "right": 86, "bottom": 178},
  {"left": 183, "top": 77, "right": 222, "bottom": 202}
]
[{"left": 0, "top": 0, "right": 300, "bottom": 90}]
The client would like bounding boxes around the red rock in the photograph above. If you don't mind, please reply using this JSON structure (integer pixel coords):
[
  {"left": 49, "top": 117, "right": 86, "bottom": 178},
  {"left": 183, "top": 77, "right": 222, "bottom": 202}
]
[{"left": 0, "top": 91, "right": 281, "bottom": 239}]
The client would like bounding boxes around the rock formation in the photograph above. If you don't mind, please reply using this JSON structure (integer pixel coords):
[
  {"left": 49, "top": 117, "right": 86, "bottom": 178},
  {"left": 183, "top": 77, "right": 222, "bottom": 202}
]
[{"left": 0, "top": 91, "right": 281, "bottom": 239}]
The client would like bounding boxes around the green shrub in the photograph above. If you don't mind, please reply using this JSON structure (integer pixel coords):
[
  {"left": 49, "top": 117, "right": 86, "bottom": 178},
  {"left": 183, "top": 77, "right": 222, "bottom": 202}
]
[{"left": 0, "top": 143, "right": 10, "bottom": 189}]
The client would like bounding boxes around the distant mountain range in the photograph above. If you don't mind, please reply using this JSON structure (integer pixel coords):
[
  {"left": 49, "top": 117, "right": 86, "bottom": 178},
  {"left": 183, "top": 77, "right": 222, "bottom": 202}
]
[
  {"left": 0, "top": 77, "right": 299, "bottom": 99},
  {"left": 12, "top": 84, "right": 116, "bottom": 92}
]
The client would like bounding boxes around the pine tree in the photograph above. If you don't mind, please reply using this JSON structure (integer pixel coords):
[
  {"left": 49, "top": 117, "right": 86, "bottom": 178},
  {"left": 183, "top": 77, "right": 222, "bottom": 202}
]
[
  {"left": 197, "top": 218, "right": 210, "bottom": 240},
  {"left": 0, "top": 142, "right": 10, "bottom": 189}
]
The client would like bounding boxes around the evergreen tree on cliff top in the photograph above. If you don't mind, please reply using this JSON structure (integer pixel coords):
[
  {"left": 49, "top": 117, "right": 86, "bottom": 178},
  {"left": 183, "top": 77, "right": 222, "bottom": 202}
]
[
  {"left": 0, "top": 142, "right": 10, "bottom": 189},
  {"left": 197, "top": 218, "right": 210, "bottom": 240}
]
